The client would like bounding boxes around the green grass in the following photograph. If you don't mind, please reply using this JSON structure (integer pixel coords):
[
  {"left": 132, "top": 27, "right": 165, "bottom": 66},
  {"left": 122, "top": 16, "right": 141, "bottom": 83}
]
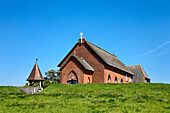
[
  {"left": 0, "top": 86, "right": 22, "bottom": 93},
  {"left": 0, "top": 83, "right": 170, "bottom": 113}
]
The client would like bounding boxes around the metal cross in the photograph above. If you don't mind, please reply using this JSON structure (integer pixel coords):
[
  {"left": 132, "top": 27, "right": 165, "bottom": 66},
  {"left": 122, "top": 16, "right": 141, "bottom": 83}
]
[{"left": 80, "top": 32, "right": 84, "bottom": 43}]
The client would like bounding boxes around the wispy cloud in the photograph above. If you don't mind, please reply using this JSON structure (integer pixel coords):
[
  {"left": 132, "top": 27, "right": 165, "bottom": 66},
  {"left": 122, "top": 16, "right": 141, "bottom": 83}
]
[
  {"left": 158, "top": 41, "right": 170, "bottom": 48},
  {"left": 135, "top": 41, "right": 170, "bottom": 58},
  {"left": 157, "top": 51, "right": 168, "bottom": 56}
]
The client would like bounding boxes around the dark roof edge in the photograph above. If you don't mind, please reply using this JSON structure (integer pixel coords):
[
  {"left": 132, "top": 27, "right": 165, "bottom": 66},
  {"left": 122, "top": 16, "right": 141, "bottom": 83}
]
[
  {"left": 108, "top": 64, "right": 135, "bottom": 76},
  {"left": 111, "top": 64, "right": 134, "bottom": 75},
  {"left": 57, "top": 43, "right": 79, "bottom": 67},
  {"left": 60, "top": 56, "right": 94, "bottom": 72},
  {"left": 26, "top": 79, "right": 44, "bottom": 81},
  {"left": 139, "top": 65, "right": 150, "bottom": 80}
]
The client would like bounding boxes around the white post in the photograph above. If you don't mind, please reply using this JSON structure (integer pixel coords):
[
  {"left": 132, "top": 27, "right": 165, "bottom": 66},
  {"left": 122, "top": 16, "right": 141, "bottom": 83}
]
[
  {"left": 40, "top": 81, "right": 41, "bottom": 88},
  {"left": 34, "top": 87, "right": 35, "bottom": 93}
]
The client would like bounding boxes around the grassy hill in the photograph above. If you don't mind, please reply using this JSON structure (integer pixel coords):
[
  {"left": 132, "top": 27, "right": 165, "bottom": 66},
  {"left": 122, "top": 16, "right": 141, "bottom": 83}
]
[
  {"left": 0, "top": 83, "right": 170, "bottom": 113},
  {"left": 0, "top": 86, "right": 22, "bottom": 93}
]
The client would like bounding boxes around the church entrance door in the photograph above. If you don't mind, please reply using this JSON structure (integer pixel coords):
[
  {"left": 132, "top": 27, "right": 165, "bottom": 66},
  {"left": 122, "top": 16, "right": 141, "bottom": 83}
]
[{"left": 67, "top": 71, "right": 78, "bottom": 84}]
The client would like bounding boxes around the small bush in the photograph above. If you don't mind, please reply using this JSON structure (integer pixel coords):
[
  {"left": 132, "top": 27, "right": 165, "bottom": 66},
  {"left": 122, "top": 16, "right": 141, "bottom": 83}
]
[{"left": 42, "top": 80, "right": 56, "bottom": 88}]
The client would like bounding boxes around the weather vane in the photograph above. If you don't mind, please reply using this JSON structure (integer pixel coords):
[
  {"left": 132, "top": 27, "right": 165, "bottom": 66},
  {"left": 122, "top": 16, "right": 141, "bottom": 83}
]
[{"left": 36, "top": 58, "right": 38, "bottom": 63}]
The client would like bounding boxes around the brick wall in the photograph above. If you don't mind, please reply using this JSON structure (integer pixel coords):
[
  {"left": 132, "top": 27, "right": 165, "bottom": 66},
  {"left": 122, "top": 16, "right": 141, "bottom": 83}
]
[
  {"left": 59, "top": 39, "right": 133, "bottom": 84},
  {"left": 104, "top": 65, "right": 133, "bottom": 83},
  {"left": 60, "top": 58, "right": 84, "bottom": 84},
  {"left": 84, "top": 74, "right": 92, "bottom": 84},
  {"left": 60, "top": 39, "right": 105, "bottom": 83}
]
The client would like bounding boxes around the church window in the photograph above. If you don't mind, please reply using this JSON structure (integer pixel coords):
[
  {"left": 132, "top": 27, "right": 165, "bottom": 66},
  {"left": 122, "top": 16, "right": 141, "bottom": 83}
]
[
  {"left": 121, "top": 79, "right": 123, "bottom": 83},
  {"left": 88, "top": 77, "right": 90, "bottom": 83},
  {"left": 108, "top": 75, "right": 111, "bottom": 83},
  {"left": 126, "top": 75, "right": 128, "bottom": 82},
  {"left": 115, "top": 77, "right": 117, "bottom": 83}
]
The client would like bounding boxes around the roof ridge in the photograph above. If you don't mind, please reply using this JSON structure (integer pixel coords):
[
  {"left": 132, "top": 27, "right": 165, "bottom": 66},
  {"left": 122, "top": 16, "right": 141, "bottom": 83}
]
[
  {"left": 139, "top": 65, "right": 145, "bottom": 75},
  {"left": 86, "top": 41, "right": 134, "bottom": 75},
  {"left": 126, "top": 65, "right": 141, "bottom": 67},
  {"left": 86, "top": 41, "right": 117, "bottom": 58},
  {"left": 139, "top": 65, "right": 150, "bottom": 79}
]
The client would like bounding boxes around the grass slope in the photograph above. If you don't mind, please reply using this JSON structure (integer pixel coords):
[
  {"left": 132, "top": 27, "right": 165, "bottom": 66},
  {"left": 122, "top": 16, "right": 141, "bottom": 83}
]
[
  {"left": 0, "top": 83, "right": 170, "bottom": 113},
  {"left": 0, "top": 86, "right": 22, "bottom": 93}
]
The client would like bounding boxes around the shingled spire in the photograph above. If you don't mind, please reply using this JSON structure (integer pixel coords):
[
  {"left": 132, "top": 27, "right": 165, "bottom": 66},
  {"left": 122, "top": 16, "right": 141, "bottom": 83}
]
[
  {"left": 27, "top": 59, "right": 44, "bottom": 81},
  {"left": 27, "top": 59, "right": 44, "bottom": 87}
]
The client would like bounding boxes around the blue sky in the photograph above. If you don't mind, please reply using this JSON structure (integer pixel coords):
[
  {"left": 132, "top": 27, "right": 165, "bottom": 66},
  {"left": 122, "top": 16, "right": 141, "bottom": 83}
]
[{"left": 0, "top": 0, "right": 170, "bottom": 86}]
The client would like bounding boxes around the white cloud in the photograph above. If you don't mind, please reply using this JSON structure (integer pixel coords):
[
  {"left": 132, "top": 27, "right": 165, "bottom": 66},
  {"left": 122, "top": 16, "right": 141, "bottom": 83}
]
[
  {"left": 135, "top": 41, "right": 170, "bottom": 58},
  {"left": 158, "top": 41, "right": 170, "bottom": 48},
  {"left": 157, "top": 51, "right": 168, "bottom": 56}
]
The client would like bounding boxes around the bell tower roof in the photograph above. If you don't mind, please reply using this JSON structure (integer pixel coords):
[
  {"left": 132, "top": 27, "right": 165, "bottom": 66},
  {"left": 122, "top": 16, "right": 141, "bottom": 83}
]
[{"left": 27, "top": 59, "right": 44, "bottom": 81}]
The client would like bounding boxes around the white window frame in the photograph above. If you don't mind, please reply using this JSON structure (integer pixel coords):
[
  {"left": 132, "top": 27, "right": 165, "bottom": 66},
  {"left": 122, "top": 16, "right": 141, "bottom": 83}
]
[{"left": 129, "top": 76, "right": 131, "bottom": 82}]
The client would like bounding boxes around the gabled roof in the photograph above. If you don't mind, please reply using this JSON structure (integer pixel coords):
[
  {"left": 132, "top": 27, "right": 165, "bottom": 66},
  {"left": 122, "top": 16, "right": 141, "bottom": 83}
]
[
  {"left": 85, "top": 41, "right": 134, "bottom": 75},
  {"left": 127, "top": 65, "right": 150, "bottom": 83},
  {"left": 27, "top": 62, "right": 44, "bottom": 81},
  {"left": 58, "top": 43, "right": 79, "bottom": 67},
  {"left": 57, "top": 39, "right": 133, "bottom": 75},
  {"left": 60, "top": 56, "right": 94, "bottom": 72}
]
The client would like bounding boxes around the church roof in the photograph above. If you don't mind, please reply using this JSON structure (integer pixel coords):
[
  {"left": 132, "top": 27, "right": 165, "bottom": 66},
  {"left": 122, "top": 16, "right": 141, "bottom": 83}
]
[
  {"left": 27, "top": 62, "right": 45, "bottom": 81},
  {"left": 126, "top": 65, "right": 150, "bottom": 83},
  {"left": 60, "top": 56, "right": 94, "bottom": 72},
  {"left": 86, "top": 41, "right": 134, "bottom": 75},
  {"left": 58, "top": 39, "right": 133, "bottom": 75}
]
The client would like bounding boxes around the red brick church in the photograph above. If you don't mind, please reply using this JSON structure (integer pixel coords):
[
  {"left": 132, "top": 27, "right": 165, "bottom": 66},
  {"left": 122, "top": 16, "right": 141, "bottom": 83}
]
[{"left": 57, "top": 33, "right": 139, "bottom": 84}]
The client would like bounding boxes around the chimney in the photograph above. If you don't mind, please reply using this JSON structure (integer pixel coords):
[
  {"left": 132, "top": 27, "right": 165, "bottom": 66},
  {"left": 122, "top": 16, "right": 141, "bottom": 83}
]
[{"left": 78, "top": 38, "right": 86, "bottom": 44}]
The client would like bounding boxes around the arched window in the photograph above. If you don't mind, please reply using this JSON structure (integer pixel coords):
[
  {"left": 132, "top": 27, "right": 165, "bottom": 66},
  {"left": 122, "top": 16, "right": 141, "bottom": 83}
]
[
  {"left": 108, "top": 75, "right": 111, "bottom": 83},
  {"left": 121, "top": 79, "right": 123, "bottom": 83},
  {"left": 88, "top": 77, "right": 90, "bottom": 84},
  {"left": 115, "top": 77, "right": 117, "bottom": 83},
  {"left": 129, "top": 76, "right": 131, "bottom": 83},
  {"left": 126, "top": 75, "right": 128, "bottom": 82}
]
